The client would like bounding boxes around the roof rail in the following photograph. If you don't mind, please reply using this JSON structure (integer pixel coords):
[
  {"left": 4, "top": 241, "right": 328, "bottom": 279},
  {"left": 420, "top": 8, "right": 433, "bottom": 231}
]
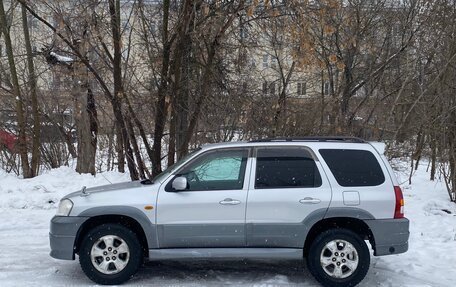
[{"left": 249, "top": 136, "right": 366, "bottom": 143}]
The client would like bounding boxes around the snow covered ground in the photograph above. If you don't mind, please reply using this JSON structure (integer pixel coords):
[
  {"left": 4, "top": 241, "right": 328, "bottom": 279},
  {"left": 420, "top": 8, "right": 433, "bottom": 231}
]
[{"left": 0, "top": 161, "right": 455, "bottom": 286}]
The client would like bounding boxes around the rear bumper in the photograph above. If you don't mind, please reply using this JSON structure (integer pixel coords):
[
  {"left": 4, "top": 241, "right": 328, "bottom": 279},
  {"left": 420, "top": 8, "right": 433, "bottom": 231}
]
[
  {"left": 49, "top": 216, "right": 88, "bottom": 260},
  {"left": 365, "top": 218, "right": 409, "bottom": 256}
]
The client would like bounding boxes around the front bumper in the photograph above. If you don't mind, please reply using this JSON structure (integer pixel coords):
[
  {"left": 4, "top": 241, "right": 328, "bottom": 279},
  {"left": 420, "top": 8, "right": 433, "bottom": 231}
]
[
  {"left": 49, "top": 216, "right": 89, "bottom": 260},
  {"left": 365, "top": 218, "right": 410, "bottom": 256}
]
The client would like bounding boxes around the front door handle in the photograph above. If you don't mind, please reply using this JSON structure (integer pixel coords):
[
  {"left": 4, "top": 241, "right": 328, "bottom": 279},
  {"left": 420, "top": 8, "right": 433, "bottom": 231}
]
[
  {"left": 219, "top": 198, "right": 241, "bottom": 205},
  {"left": 299, "top": 197, "right": 321, "bottom": 204}
]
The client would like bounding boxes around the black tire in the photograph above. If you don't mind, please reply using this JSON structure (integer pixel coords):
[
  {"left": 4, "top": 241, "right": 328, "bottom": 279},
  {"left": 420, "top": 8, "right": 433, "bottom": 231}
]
[
  {"left": 79, "top": 223, "right": 143, "bottom": 285},
  {"left": 307, "top": 228, "right": 370, "bottom": 287}
]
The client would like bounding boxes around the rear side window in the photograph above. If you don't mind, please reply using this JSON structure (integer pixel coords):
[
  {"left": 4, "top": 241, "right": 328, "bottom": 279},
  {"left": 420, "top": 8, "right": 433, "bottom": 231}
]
[
  {"left": 255, "top": 147, "right": 322, "bottom": 189},
  {"left": 319, "top": 149, "right": 385, "bottom": 187}
]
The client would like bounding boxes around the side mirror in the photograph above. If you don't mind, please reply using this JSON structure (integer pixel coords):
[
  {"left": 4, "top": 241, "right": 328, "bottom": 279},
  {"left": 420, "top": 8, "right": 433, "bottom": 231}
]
[{"left": 172, "top": 176, "right": 187, "bottom": 191}]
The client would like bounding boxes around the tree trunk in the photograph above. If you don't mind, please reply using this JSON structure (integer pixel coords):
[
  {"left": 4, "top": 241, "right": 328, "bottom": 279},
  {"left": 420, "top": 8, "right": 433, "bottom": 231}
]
[
  {"left": 179, "top": 47, "right": 216, "bottom": 156},
  {"left": 107, "top": 124, "right": 115, "bottom": 171},
  {"left": 115, "top": 122, "right": 125, "bottom": 172},
  {"left": 430, "top": 132, "right": 437, "bottom": 181},
  {"left": 272, "top": 61, "right": 296, "bottom": 137},
  {"left": 21, "top": 4, "right": 40, "bottom": 176},
  {"left": 412, "top": 128, "right": 424, "bottom": 171},
  {"left": 87, "top": 88, "right": 98, "bottom": 171},
  {"left": 168, "top": 99, "right": 176, "bottom": 167},
  {"left": 175, "top": 32, "right": 191, "bottom": 161},
  {"left": 166, "top": 33, "right": 183, "bottom": 167},
  {"left": 178, "top": 4, "right": 241, "bottom": 154},
  {"left": 125, "top": 114, "right": 147, "bottom": 179},
  {"left": 152, "top": 0, "right": 172, "bottom": 176},
  {"left": 109, "top": 0, "right": 138, "bottom": 180},
  {"left": 0, "top": 0, "right": 32, "bottom": 178},
  {"left": 125, "top": 96, "right": 154, "bottom": 170},
  {"left": 73, "top": 34, "right": 98, "bottom": 175},
  {"left": 112, "top": 100, "right": 138, "bottom": 180}
]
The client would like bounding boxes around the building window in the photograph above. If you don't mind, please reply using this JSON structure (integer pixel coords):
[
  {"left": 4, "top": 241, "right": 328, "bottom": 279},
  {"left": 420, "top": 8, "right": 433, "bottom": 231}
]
[
  {"left": 52, "top": 72, "right": 61, "bottom": 91},
  {"left": 242, "top": 82, "right": 248, "bottom": 92},
  {"left": 324, "top": 81, "right": 330, "bottom": 95},
  {"left": 262, "top": 54, "right": 268, "bottom": 68},
  {"left": 297, "top": 81, "right": 306, "bottom": 96},
  {"left": 262, "top": 81, "right": 276, "bottom": 95},
  {"left": 271, "top": 57, "right": 277, "bottom": 69},
  {"left": 262, "top": 81, "right": 268, "bottom": 94},
  {"left": 240, "top": 26, "right": 247, "bottom": 40},
  {"left": 250, "top": 59, "right": 256, "bottom": 68},
  {"left": 28, "top": 14, "right": 38, "bottom": 29},
  {"left": 269, "top": 82, "right": 276, "bottom": 95},
  {"left": 150, "top": 21, "right": 157, "bottom": 35}
]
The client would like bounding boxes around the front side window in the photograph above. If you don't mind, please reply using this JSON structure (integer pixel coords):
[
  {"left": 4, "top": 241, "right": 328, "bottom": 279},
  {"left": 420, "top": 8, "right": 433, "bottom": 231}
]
[
  {"left": 173, "top": 149, "right": 249, "bottom": 191},
  {"left": 319, "top": 149, "right": 385, "bottom": 187},
  {"left": 255, "top": 147, "right": 322, "bottom": 189}
]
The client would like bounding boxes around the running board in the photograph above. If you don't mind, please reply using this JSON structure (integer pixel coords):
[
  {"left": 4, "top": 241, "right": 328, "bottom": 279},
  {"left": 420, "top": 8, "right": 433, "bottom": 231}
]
[{"left": 148, "top": 248, "right": 303, "bottom": 261}]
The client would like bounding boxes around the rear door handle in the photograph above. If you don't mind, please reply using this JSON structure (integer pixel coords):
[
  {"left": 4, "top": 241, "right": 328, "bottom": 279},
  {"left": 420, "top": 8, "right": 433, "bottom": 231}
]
[
  {"left": 219, "top": 198, "right": 241, "bottom": 205},
  {"left": 299, "top": 197, "right": 321, "bottom": 204}
]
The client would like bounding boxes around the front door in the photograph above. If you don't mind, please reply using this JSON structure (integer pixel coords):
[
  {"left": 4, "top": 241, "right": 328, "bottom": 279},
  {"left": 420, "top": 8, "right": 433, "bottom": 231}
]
[{"left": 156, "top": 148, "right": 251, "bottom": 248}]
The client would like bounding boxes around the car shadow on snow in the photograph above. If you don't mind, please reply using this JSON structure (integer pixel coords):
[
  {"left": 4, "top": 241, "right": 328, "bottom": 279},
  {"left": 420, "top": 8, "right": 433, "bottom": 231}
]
[
  {"left": 129, "top": 259, "right": 320, "bottom": 286},
  {"left": 49, "top": 259, "right": 404, "bottom": 286}
]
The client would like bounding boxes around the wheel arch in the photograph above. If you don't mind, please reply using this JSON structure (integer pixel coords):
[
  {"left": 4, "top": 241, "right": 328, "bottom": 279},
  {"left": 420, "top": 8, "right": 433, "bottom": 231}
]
[
  {"left": 74, "top": 206, "right": 158, "bottom": 258},
  {"left": 303, "top": 217, "right": 375, "bottom": 257}
]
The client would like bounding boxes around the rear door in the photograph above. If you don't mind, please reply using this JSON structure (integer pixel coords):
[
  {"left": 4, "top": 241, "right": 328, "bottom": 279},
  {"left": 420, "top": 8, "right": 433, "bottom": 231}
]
[{"left": 246, "top": 146, "right": 332, "bottom": 248}]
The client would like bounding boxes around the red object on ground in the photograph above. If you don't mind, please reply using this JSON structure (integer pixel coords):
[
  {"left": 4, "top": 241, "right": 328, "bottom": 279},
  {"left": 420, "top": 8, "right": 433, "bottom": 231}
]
[{"left": 0, "top": 130, "right": 18, "bottom": 151}]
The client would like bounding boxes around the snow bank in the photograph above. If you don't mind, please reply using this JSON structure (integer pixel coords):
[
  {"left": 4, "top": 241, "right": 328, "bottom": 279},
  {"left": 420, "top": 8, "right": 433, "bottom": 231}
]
[
  {"left": 365, "top": 160, "right": 456, "bottom": 286},
  {"left": 0, "top": 167, "right": 129, "bottom": 210}
]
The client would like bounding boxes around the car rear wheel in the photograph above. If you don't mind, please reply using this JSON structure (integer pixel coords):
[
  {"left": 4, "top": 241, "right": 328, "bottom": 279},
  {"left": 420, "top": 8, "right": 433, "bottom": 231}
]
[
  {"left": 79, "top": 223, "right": 143, "bottom": 285},
  {"left": 307, "top": 228, "right": 370, "bottom": 287}
]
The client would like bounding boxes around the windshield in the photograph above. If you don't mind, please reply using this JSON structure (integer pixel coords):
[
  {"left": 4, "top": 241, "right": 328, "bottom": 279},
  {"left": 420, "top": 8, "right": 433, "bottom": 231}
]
[{"left": 152, "top": 147, "right": 202, "bottom": 183}]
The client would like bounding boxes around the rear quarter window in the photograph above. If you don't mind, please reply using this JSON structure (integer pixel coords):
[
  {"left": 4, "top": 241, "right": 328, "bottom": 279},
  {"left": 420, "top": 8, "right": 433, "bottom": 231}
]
[{"left": 319, "top": 149, "right": 385, "bottom": 187}]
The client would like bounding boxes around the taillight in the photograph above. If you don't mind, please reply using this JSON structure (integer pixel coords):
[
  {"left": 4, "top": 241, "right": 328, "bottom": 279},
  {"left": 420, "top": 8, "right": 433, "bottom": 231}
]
[{"left": 394, "top": 186, "right": 404, "bottom": 218}]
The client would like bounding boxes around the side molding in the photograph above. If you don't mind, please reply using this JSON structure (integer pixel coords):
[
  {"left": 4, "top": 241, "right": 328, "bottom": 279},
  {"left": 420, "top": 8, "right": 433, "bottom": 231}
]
[{"left": 148, "top": 248, "right": 303, "bottom": 260}]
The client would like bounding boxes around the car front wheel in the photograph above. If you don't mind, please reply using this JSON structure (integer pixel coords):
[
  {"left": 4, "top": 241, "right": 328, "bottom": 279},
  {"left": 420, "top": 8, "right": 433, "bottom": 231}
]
[
  {"left": 307, "top": 228, "right": 370, "bottom": 287},
  {"left": 79, "top": 223, "right": 143, "bottom": 285}
]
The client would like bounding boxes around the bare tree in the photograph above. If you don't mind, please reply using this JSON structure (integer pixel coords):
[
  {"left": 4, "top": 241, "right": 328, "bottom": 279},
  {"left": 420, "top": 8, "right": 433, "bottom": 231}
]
[{"left": 0, "top": 0, "right": 33, "bottom": 178}]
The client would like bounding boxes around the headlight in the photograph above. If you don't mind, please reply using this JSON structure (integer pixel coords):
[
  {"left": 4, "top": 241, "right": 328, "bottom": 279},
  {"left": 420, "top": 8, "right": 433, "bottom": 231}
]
[{"left": 56, "top": 199, "right": 73, "bottom": 216}]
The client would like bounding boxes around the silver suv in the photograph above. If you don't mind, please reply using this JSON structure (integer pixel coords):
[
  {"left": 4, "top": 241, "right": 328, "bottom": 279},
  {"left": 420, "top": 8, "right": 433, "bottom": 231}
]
[{"left": 50, "top": 137, "right": 409, "bottom": 286}]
